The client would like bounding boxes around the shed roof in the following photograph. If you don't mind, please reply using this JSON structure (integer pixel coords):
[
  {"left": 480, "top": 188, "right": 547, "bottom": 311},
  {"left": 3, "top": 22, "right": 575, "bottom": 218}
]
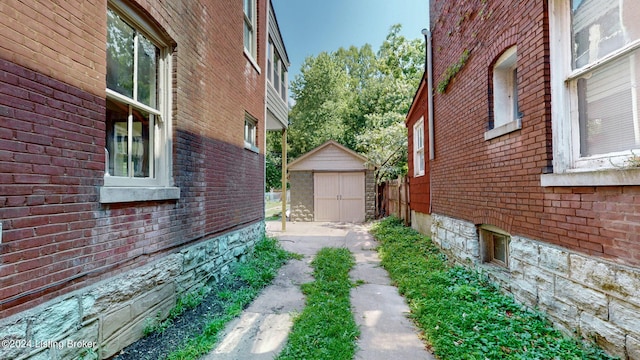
[{"left": 288, "top": 140, "right": 371, "bottom": 171}]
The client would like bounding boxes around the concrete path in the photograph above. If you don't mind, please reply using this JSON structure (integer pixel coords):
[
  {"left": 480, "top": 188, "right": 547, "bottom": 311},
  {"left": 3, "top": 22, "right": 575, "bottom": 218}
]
[{"left": 205, "top": 221, "right": 434, "bottom": 360}]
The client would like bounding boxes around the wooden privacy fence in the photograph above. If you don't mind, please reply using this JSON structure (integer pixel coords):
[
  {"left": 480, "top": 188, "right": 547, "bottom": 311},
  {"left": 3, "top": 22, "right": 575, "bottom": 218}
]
[{"left": 378, "top": 176, "right": 410, "bottom": 225}]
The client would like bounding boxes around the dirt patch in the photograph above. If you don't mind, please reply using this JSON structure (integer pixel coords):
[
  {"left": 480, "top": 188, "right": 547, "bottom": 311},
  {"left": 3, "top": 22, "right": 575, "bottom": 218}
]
[{"left": 111, "top": 279, "right": 247, "bottom": 360}]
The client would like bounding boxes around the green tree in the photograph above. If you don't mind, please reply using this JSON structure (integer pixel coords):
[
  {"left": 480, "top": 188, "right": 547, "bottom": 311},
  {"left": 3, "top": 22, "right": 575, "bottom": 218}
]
[
  {"left": 280, "top": 24, "right": 425, "bottom": 183},
  {"left": 265, "top": 131, "right": 284, "bottom": 191},
  {"left": 287, "top": 52, "right": 353, "bottom": 158}
]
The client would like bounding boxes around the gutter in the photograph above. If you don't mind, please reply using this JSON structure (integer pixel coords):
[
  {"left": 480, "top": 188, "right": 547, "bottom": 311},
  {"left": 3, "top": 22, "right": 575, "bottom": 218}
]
[{"left": 422, "top": 28, "right": 434, "bottom": 161}]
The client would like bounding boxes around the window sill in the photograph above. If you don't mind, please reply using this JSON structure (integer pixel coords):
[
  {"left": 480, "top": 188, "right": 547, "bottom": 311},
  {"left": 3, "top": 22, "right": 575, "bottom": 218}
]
[
  {"left": 244, "top": 142, "right": 260, "bottom": 153},
  {"left": 540, "top": 168, "right": 640, "bottom": 187},
  {"left": 484, "top": 118, "right": 522, "bottom": 141},
  {"left": 244, "top": 48, "right": 261, "bottom": 74},
  {"left": 100, "top": 186, "right": 180, "bottom": 203}
]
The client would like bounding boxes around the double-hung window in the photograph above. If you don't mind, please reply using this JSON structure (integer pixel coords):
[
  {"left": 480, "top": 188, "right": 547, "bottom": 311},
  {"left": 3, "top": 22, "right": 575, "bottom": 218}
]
[
  {"left": 244, "top": 114, "right": 258, "bottom": 151},
  {"left": 548, "top": 0, "right": 640, "bottom": 182},
  {"left": 274, "top": 51, "right": 281, "bottom": 93},
  {"left": 243, "top": 0, "right": 256, "bottom": 59},
  {"left": 414, "top": 117, "right": 425, "bottom": 177},
  {"left": 267, "top": 39, "right": 273, "bottom": 83},
  {"left": 103, "top": 0, "right": 177, "bottom": 202},
  {"left": 280, "top": 59, "right": 287, "bottom": 101},
  {"left": 267, "top": 37, "right": 288, "bottom": 102}
]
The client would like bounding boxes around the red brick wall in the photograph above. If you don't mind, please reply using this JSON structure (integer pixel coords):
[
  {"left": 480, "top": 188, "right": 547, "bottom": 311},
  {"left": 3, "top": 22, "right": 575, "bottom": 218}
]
[
  {"left": 0, "top": 0, "right": 106, "bottom": 97},
  {"left": 429, "top": 0, "right": 640, "bottom": 266},
  {"left": 406, "top": 77, "right": 430, "bottom": 214},
  {"left": 0, "top": 0, "right": 267, "bottom": 317}
]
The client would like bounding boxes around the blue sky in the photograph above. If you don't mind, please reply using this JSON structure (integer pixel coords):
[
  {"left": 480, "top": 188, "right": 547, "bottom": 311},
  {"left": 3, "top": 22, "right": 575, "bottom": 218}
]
[{"left": 271, "top": 0, "right": 430, "bottom": 83}]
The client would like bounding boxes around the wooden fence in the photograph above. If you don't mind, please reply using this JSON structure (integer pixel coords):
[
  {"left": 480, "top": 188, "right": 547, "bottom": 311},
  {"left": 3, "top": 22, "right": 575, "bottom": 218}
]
[{"left": 378, "top": 176, "right": 410, "bottom": 225}]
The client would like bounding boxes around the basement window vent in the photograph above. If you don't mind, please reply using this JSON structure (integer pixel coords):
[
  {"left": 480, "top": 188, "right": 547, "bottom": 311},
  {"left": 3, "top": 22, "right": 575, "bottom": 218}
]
[{"left": 479, "top": 226, "right": 510, "bottom": 267}]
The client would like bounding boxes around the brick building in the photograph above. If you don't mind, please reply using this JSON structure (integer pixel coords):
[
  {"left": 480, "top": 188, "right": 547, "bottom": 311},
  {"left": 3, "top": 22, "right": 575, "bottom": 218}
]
[
  {"left": 406, "top": 73, "right": 431, "bottom": 235},
  {"left": 407, "top": 0, "right": 640, "bottom": 357},
  {"left": 0, "top": 0, "right": 288, "bottom": 358}
]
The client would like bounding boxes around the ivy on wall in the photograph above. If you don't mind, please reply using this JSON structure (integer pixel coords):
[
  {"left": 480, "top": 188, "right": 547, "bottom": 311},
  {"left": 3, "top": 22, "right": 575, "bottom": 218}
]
[{"left": 436, "top": 48, "right": 470, "bottom": 94}]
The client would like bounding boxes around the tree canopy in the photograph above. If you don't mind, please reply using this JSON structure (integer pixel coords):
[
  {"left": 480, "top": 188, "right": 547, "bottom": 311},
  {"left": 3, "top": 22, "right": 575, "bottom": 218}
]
[{"left": 274, "top": 24, "right": 425, "bottom": 184}]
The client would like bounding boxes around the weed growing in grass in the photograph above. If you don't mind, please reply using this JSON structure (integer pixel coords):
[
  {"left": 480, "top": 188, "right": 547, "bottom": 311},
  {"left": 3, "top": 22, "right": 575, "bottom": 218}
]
[
  {"left": 371, "top": 217, "right": 618, "bottom": 360},
  {"left": 277, "top": 247, "right": 360, "bottom": 360}
]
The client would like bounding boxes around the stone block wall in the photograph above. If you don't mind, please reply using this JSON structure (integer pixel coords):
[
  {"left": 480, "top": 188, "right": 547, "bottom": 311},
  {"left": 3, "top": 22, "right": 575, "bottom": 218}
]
[
  {"left": 365, "top": 170, "right": 375, "bottom": 221},
  {"left": 289, "top": 171, "right": 314, "bottom": 222},
  {"left": 0, "top": 222, "right": 263, "bottom": 360},
  {"left": 431, "top": 213, "right": 640, "bottom": 359}
]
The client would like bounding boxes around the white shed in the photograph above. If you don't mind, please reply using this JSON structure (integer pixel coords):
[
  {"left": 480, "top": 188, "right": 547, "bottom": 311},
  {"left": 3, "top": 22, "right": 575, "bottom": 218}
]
[{"left": 288, "top": 141, "right": 375, "bottom": 222}]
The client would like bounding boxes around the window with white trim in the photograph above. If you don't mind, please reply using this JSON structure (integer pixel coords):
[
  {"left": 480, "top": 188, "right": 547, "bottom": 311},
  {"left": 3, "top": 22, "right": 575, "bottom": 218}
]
[
  {"left": 243, "top": 0, "right": 256, "bottom": 58},
  {"left": 103, "top": 1, "right": 177, "bottom": 202},
  {"left": 413, "top": 117, "right": 425, "bottom": 177},
  {"left": 267, "top": 37, "right": 288, "bottom": 102},
  {"left": 244, "top": 114, "right": 258, "bottom": 151},
  {"left": 274, "top": 51, "right": 281, "bottom": 94},
  {"left": 280, "top": 60, "right": 287, "bottom": 101},
  {"left": 486, "top": 46, "right": 521, "bottom": 140},
  {"left": 549, "top": 0, "right": 640, "bottom": 174},
  {"left": 267, "top": 39, "right": 273, "bottom": 83}
]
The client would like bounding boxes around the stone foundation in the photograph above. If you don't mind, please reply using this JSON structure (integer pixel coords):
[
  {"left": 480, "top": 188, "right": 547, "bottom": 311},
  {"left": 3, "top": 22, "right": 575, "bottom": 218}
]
[
  {"left": 0, "top": 222, "right": 264, "bottom": 360},
  {"left": 431, "top": 213, "right": 640, "bottom": 359}
]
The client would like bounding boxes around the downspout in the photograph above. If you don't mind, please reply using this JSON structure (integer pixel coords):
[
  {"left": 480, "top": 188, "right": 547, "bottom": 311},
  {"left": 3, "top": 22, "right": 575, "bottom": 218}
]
[{"left": 422, "top": 28, "right": 434, "bottom": 214}]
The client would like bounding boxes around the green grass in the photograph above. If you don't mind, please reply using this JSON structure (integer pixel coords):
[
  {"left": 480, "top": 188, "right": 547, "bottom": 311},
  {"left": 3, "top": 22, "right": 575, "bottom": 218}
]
[
  {"left": 165, "top": 236, "right": 292, "bottom": 360},
  {"left": 371, "top": 217, "right": 618, "bottom": 360},
  {"left": 276, "top": 247, "right": 360, "bottom": 360},
  {"left": 265, "top": 200, "right": 284, "bottom": 219}
]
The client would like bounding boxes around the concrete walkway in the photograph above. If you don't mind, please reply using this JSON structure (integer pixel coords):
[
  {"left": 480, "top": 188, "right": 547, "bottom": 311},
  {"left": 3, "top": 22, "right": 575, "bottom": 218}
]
[{"left": 205, "top": 221, "right": 434, "bottom": 360}]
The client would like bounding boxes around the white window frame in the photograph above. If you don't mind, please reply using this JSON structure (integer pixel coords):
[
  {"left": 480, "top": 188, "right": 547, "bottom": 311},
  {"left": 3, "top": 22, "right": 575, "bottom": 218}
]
[
  {"left": 280, "top": 65, "right": 287, "bottom": 101},
  {"left": 485, "top": 46, "right": 522, "bottom": 140},
  {"left": 267, "top": 38, "right": 273, "bottom": 84},
  {"left": 543, "top": 0, "right": 640, "bottom": 186},
  {"left": 267, "top": 37, "right": 288, "bottom": 102},
  {"left": 413, "top": 117, "right": 425, "bottom": 177},
  {"left": 101, "top": 0, "right": 178, "bottom": 203},
  {"left": 244, "top": 113, "right": 258, "bottom": 152},
  {"left": 243, "top": 0, "right": 257, "bottom": 62}
]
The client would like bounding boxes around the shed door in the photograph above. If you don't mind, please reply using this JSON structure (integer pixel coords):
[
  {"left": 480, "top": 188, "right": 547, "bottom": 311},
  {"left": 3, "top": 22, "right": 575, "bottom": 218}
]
[{"left": 314, "top": 172, "right": 365, "bottom": 222}]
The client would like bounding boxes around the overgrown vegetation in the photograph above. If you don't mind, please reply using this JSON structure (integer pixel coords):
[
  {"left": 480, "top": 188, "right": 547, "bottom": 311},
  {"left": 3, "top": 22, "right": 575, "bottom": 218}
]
[
  {"left": 277, "top": 247, "right": 360, "bottom": 360},
  {"left": 122, "top": 237, "right": 292, "bottom": 360},
  {"left": 436, "top": 48, "right": 470, "bottom": 93},
  {"left": 143, "top": 287, "right": 209, "bottom": 336},
  {"left": 165, "top": 237, "right": 291, "bottom": 359},
  {"left": 371, "top": 217, "right": 618, "bottom": 360}
]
